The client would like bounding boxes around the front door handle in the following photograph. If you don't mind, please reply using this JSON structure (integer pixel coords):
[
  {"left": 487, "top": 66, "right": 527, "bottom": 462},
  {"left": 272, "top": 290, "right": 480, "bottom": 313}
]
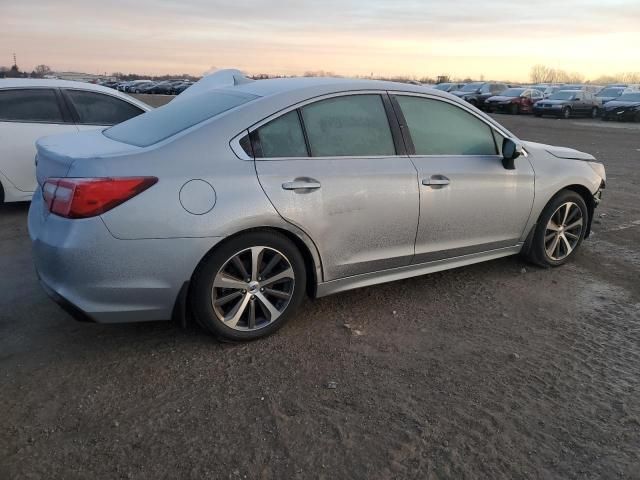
[
  {"left": 422, "top": 175, "right": 450, "bottom": 187},
  {"left": 282, "top": 179, "right": 321, "bottom": 191}
]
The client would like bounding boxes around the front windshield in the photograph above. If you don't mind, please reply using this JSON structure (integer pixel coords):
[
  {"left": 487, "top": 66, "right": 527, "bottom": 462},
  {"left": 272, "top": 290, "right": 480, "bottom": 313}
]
[
  {"left": 597, "top": 88, "right": 624, "bottom": 97},
  {"left": 549, "top": 91, "right": 576, "bottom": 100},
  {"left": 618, "top": 93, "right": 640, "bottom": 102},
  {"left": 461, "top": 83, "right": 482, "bottom": 92},
  {"left": 500, "top": 88, "right": 525, "bottom": 97}
]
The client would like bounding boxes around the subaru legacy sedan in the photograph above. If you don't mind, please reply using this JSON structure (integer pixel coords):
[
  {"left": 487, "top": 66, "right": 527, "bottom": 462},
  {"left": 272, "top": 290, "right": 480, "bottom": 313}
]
[{"left": 29, "top": 72, "right": 606, "bottom": 341}]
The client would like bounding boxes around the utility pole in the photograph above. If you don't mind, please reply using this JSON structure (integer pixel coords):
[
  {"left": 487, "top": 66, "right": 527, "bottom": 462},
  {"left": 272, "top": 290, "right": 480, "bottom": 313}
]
[{"left": 12, "top": 53, "right": 17, "bottom": 68}]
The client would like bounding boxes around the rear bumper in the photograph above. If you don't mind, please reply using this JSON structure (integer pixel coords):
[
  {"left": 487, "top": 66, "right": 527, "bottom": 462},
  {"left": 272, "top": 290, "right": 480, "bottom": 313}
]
[{"left": 29, "top": 191, "right": 222, "bottom": 324}]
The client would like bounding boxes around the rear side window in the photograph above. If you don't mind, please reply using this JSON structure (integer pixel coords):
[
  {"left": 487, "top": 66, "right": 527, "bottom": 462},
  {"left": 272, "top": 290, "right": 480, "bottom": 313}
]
[
  {"left": 255, "top": 110, "right": 308, "bottom": 158},
  {"left": 300, "top": 95, "right": 395, "bottom": 157},
  {"left": 64, "top": 90, "right": 144, "bottom": 125},
  {"left": 104, "top": 89, "right": 258, "bottom": 147},
  {"left": 0, "top": 89, "right": 64, "bottom": 123},
  {"left": 396, "top": 96, "right": 497, "bottom": 156}
]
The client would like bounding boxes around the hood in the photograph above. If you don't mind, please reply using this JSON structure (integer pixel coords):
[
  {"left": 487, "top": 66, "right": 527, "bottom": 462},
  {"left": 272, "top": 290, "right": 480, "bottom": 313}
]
[
  {"left": 537, "top": 99, "right": 568, "bottom": 106},
  {"left": 486, "top": 96, "right": 517, "bottom": 102},
  {"left": 604, "top": 100, "right": 640, "bottom": 110},
  {"left": 523, "top": 141, "right": 596, "bottom": 162},
  {"left": 451, "top": 90, "right": 476, "bottom": 97}
]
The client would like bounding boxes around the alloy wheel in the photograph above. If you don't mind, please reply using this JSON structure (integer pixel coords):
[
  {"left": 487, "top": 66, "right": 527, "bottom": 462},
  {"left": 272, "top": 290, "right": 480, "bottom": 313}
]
[
  {"left": 544, "top": 202, "right": 584, "bottom": 261},
  {"left": 211, "top": 246, "right": 295, "bottom": 331}
]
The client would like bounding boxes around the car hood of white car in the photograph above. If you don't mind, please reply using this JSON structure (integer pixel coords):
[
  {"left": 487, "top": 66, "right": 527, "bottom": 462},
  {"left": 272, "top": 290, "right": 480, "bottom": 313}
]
[{"left": 523, "top": 141, "right": 596, "bottom": 162}]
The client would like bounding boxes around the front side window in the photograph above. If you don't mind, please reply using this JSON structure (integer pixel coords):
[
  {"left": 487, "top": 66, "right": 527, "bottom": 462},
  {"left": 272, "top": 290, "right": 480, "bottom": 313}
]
[
  {"left": 300, "top": 94, "right": 395, "bottom": 157},
  {"left": 0, "top": 89, "right": 64, "bottom": 123},
  {"left": 65, "top": 90, "right": 144, "bottom": 125},
  {"left": 255, "top": 110, "right": 308, "bottom": 158},
  {"left": 396, "top": 96, "right": 497, "bottom": 156}
]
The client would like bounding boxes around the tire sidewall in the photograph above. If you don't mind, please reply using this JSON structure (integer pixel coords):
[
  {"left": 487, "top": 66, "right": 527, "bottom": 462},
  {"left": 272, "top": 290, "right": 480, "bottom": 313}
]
[
  {"left": 190, "top": 231, "right": 307, "bottom": 341},
  {"left": 532, "top": 191, "right": 589, "bottom": 267}
]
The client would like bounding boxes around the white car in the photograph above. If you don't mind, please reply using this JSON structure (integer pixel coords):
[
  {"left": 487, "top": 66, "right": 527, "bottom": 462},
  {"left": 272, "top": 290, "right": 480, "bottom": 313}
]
[{"left": 0, "top": 79, "right": 150, "bottom": 203}]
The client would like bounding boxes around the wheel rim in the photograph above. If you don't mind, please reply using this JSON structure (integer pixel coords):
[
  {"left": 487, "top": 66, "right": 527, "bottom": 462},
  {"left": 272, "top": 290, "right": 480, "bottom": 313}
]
[
  {"left": 592, "top": 107, "right": 598, "bottom": 118},
  {"left": 211, "top": 246, "right": 295, "bottom": 331},
  {"left": 544, "top": 202, "right": 584, "bottom": 261},
  {"left": 563, "top": 108, "right": 570, "bottom": 119}
]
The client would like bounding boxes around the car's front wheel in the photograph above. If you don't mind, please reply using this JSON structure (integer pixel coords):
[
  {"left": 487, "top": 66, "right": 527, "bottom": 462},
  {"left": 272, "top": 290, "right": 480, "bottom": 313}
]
[
  {"left": 190, "top": 231, "right": 306, "bottom": 341},
  {"left": 526, "top": 190, "right": 589, "bottom": 267},
  {"left": 562, "top": 107, "right": 572, "bottom": 119}
]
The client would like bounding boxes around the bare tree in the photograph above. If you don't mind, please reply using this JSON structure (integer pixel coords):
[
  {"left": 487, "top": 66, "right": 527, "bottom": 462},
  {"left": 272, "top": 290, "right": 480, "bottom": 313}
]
[{"left": 32, "top": 64, "right": 52, "bottom": 77}]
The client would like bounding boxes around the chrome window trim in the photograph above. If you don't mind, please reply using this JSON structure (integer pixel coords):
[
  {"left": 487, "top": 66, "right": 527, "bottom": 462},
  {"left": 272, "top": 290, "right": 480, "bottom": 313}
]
[
  {"left": 387, "top": 90, "right": 514, "bottom": 140},
  {"left": 240, "top": 90, "right": 407, "bottom": 161}
]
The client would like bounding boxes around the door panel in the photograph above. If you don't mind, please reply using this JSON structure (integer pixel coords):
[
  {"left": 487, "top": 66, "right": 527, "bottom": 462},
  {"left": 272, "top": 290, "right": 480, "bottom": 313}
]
[
  {"left": 0, "top": 121, "right": 78, "bottom": 192},
  {"left": 411, "top": 154, "right": 534, "bottom": 263},
  {"left": 256, "top": 158, "right": 419, "bottom": 280}
]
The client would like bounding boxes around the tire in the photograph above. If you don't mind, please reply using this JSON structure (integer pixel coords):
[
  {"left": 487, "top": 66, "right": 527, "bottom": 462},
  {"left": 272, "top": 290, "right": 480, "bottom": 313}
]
[
  {"left": 534, "top": 113, "right": 542, "bottom": 117},
  {"left": 602, "top": 115, "right": 609, "bottom": 122},
  {"left": 562, "top": 107, "right": 571, "bottom": 119},
  {"left": 635, "top": 111, "right": 640, "bottom": 123},
  {"left": 510, "top": 104, "right": 519, "bottom": 115},
  {"left": 190, "top": 231, "right": 307, "bottom": 341},
  {"left": 591, "top": 107, "right": 599, "bottom": 119},
  {"left": 526, "top": 190, "right": 589, "bottom": 268}
]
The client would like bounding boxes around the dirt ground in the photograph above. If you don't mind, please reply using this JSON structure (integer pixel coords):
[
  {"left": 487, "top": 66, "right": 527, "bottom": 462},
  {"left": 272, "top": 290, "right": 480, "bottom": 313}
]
[{"left": 1, "top": 114, "right": 639, "bottom": 479}]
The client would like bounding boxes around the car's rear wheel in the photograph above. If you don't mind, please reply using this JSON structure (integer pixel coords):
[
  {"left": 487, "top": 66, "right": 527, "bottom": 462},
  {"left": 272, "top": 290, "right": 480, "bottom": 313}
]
[
  {"left": 526, "top": 190, "right": 588, "bottom": 267},
  {"left": 562, "top": 107, "right": 572, "bottom": 119},
  {"left": 190, "top": 231, "right": 306, "bottom": 341}
]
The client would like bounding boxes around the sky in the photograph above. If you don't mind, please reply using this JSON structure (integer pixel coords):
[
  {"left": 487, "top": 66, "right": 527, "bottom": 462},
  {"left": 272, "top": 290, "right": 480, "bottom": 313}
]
[{"left": 2, "top": 0, "right": 640, "bottom": 81}]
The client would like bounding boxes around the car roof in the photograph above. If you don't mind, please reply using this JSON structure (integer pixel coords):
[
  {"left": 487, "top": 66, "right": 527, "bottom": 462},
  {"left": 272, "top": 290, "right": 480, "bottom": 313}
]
[{"left": 0, "top": 78, "right": 152, "bottom": 110}]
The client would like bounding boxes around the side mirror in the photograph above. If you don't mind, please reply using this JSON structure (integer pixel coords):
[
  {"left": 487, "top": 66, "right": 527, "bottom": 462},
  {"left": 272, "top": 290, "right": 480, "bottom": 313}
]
[{"left": 502, "top": 138, "right": 522, "bottom": 170}]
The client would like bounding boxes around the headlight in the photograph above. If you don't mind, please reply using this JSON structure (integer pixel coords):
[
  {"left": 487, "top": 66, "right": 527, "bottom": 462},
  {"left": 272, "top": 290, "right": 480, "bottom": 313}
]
[{"left": 588, "top": 161, "right": 606, "bottom": 182}]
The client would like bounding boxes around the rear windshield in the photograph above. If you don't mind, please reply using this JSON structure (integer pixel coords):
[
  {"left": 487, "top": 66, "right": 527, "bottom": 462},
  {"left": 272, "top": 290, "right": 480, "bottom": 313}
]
[{"left": 104, "top": 90, "right": 258, "bottom": 147}]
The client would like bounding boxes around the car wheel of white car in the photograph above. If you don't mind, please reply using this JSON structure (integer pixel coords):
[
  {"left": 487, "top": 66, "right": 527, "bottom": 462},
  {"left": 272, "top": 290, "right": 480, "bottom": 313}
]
[
  {"left": 527, "top": 190, "right": 588, "bottom": 267},
  {"left": 190, "top": 231, "right": 307, "bottom": 341}
]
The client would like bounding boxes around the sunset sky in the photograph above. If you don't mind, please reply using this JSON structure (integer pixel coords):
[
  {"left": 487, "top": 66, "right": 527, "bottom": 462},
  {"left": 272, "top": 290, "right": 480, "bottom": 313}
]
[{"left": 3, "top": 0, "right": 640, "bottom": 81}]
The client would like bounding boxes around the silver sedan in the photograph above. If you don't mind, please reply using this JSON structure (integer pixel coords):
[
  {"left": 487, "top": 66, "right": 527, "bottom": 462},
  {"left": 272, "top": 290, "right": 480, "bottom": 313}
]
[{"left": 29, "top": 72, "right": 606, "bottom": 341}]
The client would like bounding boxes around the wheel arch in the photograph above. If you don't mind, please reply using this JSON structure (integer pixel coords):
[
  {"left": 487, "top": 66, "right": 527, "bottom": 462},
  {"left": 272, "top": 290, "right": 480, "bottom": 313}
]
[{"left": 191, "top": 225, "right": 322, "bottom": 299}]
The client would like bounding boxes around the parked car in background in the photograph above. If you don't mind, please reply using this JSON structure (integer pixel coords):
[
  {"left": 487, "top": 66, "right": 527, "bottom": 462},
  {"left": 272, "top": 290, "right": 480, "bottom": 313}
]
[
  {"left": 562, "top": 84, "right": 603, "bottom": 95},
  {"left": 99, "top": 81, "right": 120, "bottom": 89},
  {"left": 533, "top": 90, "right": 601, "bottom": 119},
  {"left": 451, "top": 82, "right": 508, "bottom": 109},
  {"left": 595, "top": 86, "right": 627, "bottom": 104},
  {"left": 601, "top": 92, "right": 640, "bottom": 122},
  {"left": 28, "top": 71, "right": 605, "bottom": 341},
  {"left": 0, "top": 79, "right": 150, "bottom": 203},
  {"left": 433, "top": 82, "right": 465, "bottom": 93},
  {"left": 142, "top": 80, "right": 184, "bottom": 95},
  {"left": 540, "top": 85, "right": 564, "bottom": 98},
  {"left": 129, "top": 81, "right": 156, "bottom": 93},
  {"left": 173, "top": 81, "right": 193, "bottom": 94},
  {"left": 485, "top": 87, "right": 544, "bottom": 114}
]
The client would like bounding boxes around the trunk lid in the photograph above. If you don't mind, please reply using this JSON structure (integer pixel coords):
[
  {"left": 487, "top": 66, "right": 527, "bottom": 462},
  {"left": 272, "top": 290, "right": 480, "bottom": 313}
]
[{"left": 35, "top": 129, "right": 140, "bottom": 186}]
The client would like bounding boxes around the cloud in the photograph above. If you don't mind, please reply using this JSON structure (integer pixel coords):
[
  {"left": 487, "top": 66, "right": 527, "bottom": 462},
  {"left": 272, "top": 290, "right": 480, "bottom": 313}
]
[{"left": 2, "top": 0, "right": 639, "bottom": 80}]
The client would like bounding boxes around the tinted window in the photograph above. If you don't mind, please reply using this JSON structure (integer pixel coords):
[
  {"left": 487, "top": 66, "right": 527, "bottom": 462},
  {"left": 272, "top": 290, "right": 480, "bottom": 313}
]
[
  {"left": 105, "top": 89, "right": 258, "bottom": 147},
  {"left": 256, "top": 110, "right": 308, "bottom": 158},
  {"left": 65, "top": 90, "right": 144, "bottom": 125},
  {"left": 301, "top": 95, "right": 395, "bottom": 157},
  {"left": 396, "top": 96, "right": 497, "bottom": 156},
  {"left": 0, "top": 89, "right": 64, "bottom": 123}
]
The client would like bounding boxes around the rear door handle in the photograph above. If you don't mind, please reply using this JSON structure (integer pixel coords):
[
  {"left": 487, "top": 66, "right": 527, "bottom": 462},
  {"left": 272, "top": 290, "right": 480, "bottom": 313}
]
[
  {"left": 422, "top": 175, "right": 450, "bottom": 187},
  {"left": 282, "top": 180, "right": 321, "bottom": 191}
]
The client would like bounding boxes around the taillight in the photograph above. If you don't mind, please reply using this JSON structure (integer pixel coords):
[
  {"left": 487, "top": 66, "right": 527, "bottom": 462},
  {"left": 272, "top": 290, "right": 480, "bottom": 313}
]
[{"left": 42, "top": 177, "right": 157, "bottom": 218}]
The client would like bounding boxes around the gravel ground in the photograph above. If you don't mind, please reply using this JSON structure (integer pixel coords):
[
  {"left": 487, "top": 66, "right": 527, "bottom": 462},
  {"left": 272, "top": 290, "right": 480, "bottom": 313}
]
[{"left": 1, "top": 114, "right": 639, "bottom": 479}]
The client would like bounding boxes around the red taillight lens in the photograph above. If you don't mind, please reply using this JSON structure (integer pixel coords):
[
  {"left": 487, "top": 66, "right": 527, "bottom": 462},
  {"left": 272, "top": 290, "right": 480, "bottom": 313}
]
[{"left": 42, "top": 177, "right": 157, "bottom": 218}]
